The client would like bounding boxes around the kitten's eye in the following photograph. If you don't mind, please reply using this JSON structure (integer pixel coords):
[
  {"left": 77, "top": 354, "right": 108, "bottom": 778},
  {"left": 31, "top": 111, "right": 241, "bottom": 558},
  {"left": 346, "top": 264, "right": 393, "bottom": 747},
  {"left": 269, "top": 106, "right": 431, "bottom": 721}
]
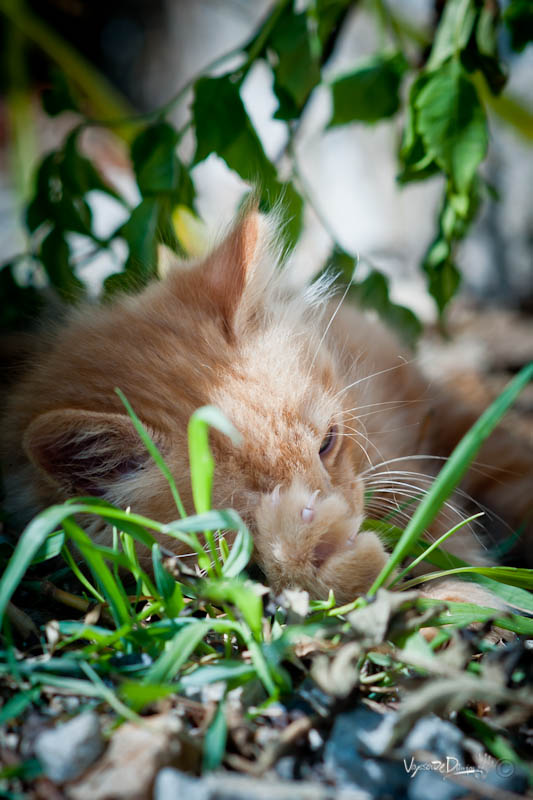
[{"left": 319, "top": 425, "right": 338, "bottom": 458}]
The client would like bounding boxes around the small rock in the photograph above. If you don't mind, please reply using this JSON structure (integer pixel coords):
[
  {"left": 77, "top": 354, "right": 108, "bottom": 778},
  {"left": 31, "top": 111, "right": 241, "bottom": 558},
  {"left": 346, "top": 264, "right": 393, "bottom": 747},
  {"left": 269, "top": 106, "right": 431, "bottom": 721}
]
[
  {"left": 207, "top": 771, "right": 368, "bottom": 799},
  {"left": 67, "top": 713, "right": 191, "bottom": 800},
  {"left": 155, "top": 768, "right": 210, "bottom": 800},
  {"left": 156, "top": 769, "right": 371, "bottom": 800},
  {"left": 329, "top": 707, "right": 397, "bottom": 759},
  {"left": 484, "top": 765, "right": 529, "bottom": 795},
  {"left": 324, "top": 708, "right": 408, "bottom": 796},
  {"left": 34, "top": 711, "right": 104, "bottom": 783},
  {"left": 405, "top": 715, "right": 464, "bottom": 764},
  {"left": 275, "top": 756, "right": 296, "bottom": 781}
]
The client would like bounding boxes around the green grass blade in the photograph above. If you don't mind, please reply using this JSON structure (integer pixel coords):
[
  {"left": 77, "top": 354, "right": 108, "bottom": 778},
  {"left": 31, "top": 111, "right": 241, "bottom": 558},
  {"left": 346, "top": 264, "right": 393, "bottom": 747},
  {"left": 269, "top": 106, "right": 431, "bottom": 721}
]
[
  {"left": 416, "top": 597, "right": 533, "bottom": 635},
  {"left": 144, "top": 620, "right": 212, "bottom": 684},
  {"left": 152, "top": 544, "right": 185, "bottom": 617},
  {"left": 188, "top": 405, "right": 242, "bottom": 516},
  {"left": 116, "top": 387, "right": 187, "bottom": 518},
  {"left": 180, "top": 662, "right": 257, "bottom": 689},
  {"left": 401, "top": 565, "right": 533, "bottom": 591},
  {"left": 30, "top": 530, "right": 65, "bottom": 564},
  {"left": 367, "top": 363, "right": 533, "bottom": 595},
  {"left": 0, "top": 503, "right": 92, "bottom": 624},
  {"left": 366, "top": 519, "right": 533, "bottom": 612},
  {"left": 61, "top": 544, "right": 106, "bottom": 604},
  {"left": 0, "top": 688, "right": 40, "bottom": 725},
  {"left": 63, "top": 517, "right": 132, "bottom": 627},
  {"left": 220, "top": 514, "right": 253, "bottom": 578},
  {"left": 202, "top": 699, "right": 227, "bottom": 771},
  {"left": 119, "top": 681, "right": 177, "bottom": 712},
  {"left": 200, "top": 578, "right": 263, "bottom": 641},
  {"left": 79, "top": 662, "right": 139, "bottom": 721},
  {"left": 120, "top": 530, "right": 157, "bottom": 597},
  {"left": 390, "top": 513, "right": 484, "bottom": 587},
  {"left": 188, "top": 405, "right": 242, "bottom": 576}
]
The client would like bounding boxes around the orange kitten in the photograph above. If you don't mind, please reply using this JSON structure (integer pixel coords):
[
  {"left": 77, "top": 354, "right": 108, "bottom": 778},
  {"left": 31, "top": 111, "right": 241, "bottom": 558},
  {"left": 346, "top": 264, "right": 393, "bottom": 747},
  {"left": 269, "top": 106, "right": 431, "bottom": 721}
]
[{"left": 2, "top": 210, "right": 532, "bottom": 605}]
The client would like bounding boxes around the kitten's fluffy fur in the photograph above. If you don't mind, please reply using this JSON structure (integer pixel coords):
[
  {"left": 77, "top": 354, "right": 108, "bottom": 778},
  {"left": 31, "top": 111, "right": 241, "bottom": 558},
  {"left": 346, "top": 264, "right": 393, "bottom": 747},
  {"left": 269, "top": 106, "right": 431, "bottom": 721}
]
[{"left": 3, "top": 211, "right": 532, "bottom": 604}]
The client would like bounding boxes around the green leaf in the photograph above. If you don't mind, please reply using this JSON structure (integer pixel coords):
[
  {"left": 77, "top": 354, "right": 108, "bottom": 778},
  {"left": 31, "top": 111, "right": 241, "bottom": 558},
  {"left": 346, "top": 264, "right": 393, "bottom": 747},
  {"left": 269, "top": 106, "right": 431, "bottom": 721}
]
[
  {"left": 461, "top": 709, "right": 524, "bottom": 767},
  {"left": 202, "top": 699, "right": 227, "bottom": 771},
  {"left": 28, "top": 149, "right": 95, "bottom": 238},
  {"left": 115, "top": 198, "right": 160, "bottom": 287},
  {"left": 192, "top": 75, "right": 302, "bottom": 247},
  {"left": 62, "top": 130, "right": 122, "bottom": 200},
  {"left": 426, "top": 0, "right": 477, "bottom": 70},
  {"left": 504, "top": 0, "right": 533, "bottom": 52},
  {"left": 422, "top": 240, "right": 461, "bottom": 316},
  {"left": 131, "top": 122, "right": 180, "bottom": 195},
  {"left": 39, "top": 227, "right": 85, "bottom": 300},
  {"left": 329, "top": 52, "right": 408, "bottom": 126},
  {"left": 461, "top": 4, "right": 507, "bottom": 95},
  {"left": 416, "top": 60, "right": 488, "bottom": 194},
  {"left": 268, "top": 7, "right": 321, "bottom": 120},
  {"left": 398, "top": 74, "right": 440, "bottom": 184},
  {"left": 349, "top": 267, "right": 422, "bottom": 347},
  {"left": 26, "top": 153, "right": 56, "bottom": 232},
  {"left": 193, "top": 75, "right": 275, "bottom": 182}
]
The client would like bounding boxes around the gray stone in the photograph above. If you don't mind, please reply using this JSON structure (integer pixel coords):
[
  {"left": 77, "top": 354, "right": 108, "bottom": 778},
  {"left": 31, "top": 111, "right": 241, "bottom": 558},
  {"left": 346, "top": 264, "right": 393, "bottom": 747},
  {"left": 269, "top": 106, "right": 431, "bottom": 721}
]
[
  {"left": 155, "top": 769, "right": 371, "bottom": 800},
  {"left": 324, "top": 708, "right": 408, "bottom": 797},
  {"left": 155, "top": 768, "right": 210, "bottom": 800},
  {"left": 34, "top": 711, "right": 104, "bottom": 783},
  {"left": 405, "top": 715, "right": 464, "bottom": 764}
]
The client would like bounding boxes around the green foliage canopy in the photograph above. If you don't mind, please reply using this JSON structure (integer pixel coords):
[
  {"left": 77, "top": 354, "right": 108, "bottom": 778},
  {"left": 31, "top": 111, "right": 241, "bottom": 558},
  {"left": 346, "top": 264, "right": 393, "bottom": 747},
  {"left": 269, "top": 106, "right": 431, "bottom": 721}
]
[{"left": 1, "top": 0, "right": 532, "bottom": 342}]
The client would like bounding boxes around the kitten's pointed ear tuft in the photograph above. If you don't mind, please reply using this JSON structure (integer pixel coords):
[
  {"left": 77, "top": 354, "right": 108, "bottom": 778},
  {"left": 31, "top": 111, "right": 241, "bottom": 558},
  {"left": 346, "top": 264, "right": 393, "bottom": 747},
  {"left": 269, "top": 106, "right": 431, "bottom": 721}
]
[
  {"left": 23, "top": 409, "right": 157, "bottom": 496},
  {"left": 202, "top": 208, "right": 263, "bottom": 332}
]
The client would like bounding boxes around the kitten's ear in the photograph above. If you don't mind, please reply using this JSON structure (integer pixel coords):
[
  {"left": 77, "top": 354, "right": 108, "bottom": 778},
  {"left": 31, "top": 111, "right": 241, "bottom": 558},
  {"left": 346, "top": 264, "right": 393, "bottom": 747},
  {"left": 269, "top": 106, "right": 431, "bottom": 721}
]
[
  {"left": 23, "top": 409, "right": 157, "bottom": 496},
  {"left": 202, "top": 208, "right": 263, "bottom": 331}
]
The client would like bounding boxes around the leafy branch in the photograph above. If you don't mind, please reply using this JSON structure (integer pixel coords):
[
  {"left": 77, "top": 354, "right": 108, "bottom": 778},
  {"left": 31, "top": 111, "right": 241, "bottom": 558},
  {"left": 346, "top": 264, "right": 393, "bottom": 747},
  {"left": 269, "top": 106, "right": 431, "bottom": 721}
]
[{"left": 1, "top": 0, "right": 532, "bottom": 339}]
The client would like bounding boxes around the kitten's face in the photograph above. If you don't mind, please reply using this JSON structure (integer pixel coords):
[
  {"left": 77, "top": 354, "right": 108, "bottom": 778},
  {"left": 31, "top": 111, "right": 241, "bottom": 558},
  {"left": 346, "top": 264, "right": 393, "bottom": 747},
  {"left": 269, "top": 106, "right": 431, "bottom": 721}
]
[
  {"left": 7, "top": 211, "right": 388, "bottom": 604},
  {"left": 207, "top": 325, "right": 388, "bottom": 603}
]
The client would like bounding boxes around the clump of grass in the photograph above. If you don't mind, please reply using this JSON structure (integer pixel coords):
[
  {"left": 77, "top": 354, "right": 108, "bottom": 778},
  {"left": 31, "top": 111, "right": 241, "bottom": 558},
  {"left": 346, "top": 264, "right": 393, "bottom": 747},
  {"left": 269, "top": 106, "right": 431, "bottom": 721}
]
[{"left": 0, "top": 365, "right": 532, "bottom": 787}]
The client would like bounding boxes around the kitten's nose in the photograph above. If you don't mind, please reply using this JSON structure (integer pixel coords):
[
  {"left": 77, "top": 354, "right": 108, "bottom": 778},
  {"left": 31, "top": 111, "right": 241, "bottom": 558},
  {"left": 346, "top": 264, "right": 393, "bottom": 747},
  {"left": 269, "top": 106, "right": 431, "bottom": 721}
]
[{"left": 301, "top": 490, "right": 320, "bottom": 523}]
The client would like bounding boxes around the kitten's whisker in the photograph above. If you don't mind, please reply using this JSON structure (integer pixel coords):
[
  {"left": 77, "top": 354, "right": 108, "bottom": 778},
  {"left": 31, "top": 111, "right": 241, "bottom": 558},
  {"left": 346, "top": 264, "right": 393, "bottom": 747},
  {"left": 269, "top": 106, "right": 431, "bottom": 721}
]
[
  {"left": 365, "top": 481, "right": 467, "bottom": 525},
  {"left": 360, "top": 453, "right": 521, "bottom": 482},
  {"left": 343, "top": 424, "right": 389, "bottom": 469},
  {"left": 365, "top": 471, "right": 499, "bottom": 522},
  {"left": 333, "top": 357, "right": 414, "bottom": 401},
  {"left": 306, "top": 274, "right": 353, "bottom": 378}
]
